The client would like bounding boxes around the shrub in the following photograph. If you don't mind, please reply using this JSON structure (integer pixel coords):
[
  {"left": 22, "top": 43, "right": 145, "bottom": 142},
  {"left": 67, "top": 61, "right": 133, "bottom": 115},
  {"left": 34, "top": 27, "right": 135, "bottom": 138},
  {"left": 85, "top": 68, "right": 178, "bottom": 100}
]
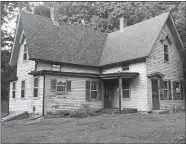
[{"left": 68, "top": 103, "right": 97, "bottom": 118}]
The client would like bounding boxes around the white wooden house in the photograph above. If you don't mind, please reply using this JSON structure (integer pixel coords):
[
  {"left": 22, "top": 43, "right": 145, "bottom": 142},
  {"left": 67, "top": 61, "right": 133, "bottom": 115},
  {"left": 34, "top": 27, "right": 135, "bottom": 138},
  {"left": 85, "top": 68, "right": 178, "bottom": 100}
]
[{"left": 9, "top": 10, "right": 185, "bottom": 115}]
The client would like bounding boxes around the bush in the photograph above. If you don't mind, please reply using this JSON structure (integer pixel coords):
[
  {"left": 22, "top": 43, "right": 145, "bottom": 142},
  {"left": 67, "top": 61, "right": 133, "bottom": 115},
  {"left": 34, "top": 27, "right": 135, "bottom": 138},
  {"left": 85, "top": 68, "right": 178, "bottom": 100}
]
[{"left": 68, "top": 103, "right": 97, "bottom": 118}]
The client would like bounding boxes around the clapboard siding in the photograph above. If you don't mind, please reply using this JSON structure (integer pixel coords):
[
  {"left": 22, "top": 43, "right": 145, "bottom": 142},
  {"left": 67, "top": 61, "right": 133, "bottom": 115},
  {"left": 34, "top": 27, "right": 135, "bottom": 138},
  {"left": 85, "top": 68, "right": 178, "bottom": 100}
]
[
  {"left": 104, "top": 62, "right": 148, "bottom": 111},
  {"left": 146, "top": 23, "right": 185, "bottom": 110},
  {"left": 9, "top": 37, "right": 44, "bottom": 114},
  {"left": 45, "top": 75, "right": 103, "bottom": 113},
  {"left": 37, "top": 62, "right": 100, "bottom": 74}
]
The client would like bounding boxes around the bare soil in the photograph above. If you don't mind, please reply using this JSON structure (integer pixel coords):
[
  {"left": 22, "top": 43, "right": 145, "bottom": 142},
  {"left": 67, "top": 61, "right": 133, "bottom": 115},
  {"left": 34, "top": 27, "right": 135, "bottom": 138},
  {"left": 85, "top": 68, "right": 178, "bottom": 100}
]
[{"left": 1, "top": 112, "right": 185, "bottom": 143}]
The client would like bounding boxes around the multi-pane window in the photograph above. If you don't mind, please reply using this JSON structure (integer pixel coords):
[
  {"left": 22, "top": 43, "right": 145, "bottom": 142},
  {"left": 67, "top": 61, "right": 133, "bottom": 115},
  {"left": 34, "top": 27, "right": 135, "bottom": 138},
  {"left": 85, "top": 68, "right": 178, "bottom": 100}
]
[
  {"left": 34, "top": 77, "right": 39, "bottom": 97},
  {"left": 51, "top": 64, "right": 60, "bottom": 71},
  {"left": 12, "top": 82, "right": 16, "bottom": 98},
  {"left": 23, "top": 45, "right": 28, "bottom": 61},
  {"left": 21, "top": 80, "right": 25, "bottom": 98},
  {"left": 164, "top": 44, "right": 169, "bottom": 61},
  {"left": 163, "top": 81, "right": 168, "bottom": 100},
  {"left": 123, "top": 80, "right": 130, "bottom": 98},
  {"left": 50, "top": 80, "right": 71, "bottom": 93},
  {"left": 57, "top": 81, "right": 66, "bottom": 93},
  {"left": 86, "top": 81, "right": 98, "bottom": 100},
  {"left": 91, "top": 81, "right": 98, "bottom": 99}
]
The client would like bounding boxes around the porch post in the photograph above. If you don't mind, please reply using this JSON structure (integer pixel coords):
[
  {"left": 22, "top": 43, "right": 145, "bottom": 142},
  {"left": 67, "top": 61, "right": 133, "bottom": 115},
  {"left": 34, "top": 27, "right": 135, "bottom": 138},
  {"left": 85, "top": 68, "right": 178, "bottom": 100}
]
[
  {"left": 101, "top": 80, "right": 104, "bottom": 108},
  {"left": 119, "top": 76, "right": 122, "bottom": 114}
]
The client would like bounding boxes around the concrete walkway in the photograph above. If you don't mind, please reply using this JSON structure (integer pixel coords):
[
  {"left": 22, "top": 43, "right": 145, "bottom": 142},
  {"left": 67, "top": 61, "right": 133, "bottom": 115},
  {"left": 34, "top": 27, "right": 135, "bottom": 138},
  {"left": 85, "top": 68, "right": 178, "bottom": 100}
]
[{"left": 1, "top": 111, "right": 28, "bottom": 122}]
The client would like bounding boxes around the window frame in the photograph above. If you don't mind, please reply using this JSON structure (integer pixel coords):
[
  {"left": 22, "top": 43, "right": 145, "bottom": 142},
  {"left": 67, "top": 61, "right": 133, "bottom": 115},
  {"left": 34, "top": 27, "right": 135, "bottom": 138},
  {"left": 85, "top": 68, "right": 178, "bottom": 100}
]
[
  {"left": 12, "top": 81, "right": 16, "bottom": 98},
  {"left": 57, "top": 81, "right": 66, "bottom": 94},
  {"left": 122, "top": 80, "right": 130, "bottom": 98},
  {"left": 33, "top": 77, "right": 39, "bottom": 97},
  {"left": 90, "top": 81, "right": 98, "bottom": 99},
  {"left": 23, "top": 44, "right": 28, "bottom": 61},
  {"left": 163, "top": 80, "right": 169, "bottom": 100},
  {"left": 21, "top": 80, "right": 26, "bottom": 98},
  {"left": 164, "top": 44, "right": 169, "bottom": 62}
]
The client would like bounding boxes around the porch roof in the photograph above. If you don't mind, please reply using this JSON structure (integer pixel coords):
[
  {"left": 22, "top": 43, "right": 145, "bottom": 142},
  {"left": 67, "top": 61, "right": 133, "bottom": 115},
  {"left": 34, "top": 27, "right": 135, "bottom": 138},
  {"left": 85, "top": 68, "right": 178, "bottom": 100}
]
[{"left": 100, "top": 72, "right": 139, "bottom": 79}]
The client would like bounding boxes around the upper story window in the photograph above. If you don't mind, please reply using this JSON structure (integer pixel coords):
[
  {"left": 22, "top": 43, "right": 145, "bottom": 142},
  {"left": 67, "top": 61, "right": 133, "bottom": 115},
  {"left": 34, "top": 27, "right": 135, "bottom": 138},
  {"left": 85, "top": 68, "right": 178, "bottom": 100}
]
[
  {"left": 21, "top": 34, "right": 25, "bottom": 44},
  {"left": 23, "top": 45, "right": 28, "bottom": 61},
  {"left": 51, "top": 64, "right": 60, "bottom": 71},
  {"left": 122, "top": 65, "right": 129, "bottom": 71},
  {"left": 12, "top": 82, "right": 16, "bottom": 98},
  {"left": 164, "top": 44, "right": 169, "bottom": 62},
  {"left": 21, "top": 80, "right": 25, "bottom": 98},
  {"left": 165, "top": 35, "right": 172, "bottom": 45}
]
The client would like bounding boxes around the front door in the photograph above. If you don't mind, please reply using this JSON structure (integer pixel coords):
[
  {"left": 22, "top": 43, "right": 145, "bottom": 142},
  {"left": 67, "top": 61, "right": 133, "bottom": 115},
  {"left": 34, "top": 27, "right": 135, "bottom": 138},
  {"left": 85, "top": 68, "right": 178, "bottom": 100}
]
[
  {"left": 104, "top": 83, "right": 111, "bottom": 108},
  {"left": 152, "top": 79, "right": 160, "bottom": 110}
]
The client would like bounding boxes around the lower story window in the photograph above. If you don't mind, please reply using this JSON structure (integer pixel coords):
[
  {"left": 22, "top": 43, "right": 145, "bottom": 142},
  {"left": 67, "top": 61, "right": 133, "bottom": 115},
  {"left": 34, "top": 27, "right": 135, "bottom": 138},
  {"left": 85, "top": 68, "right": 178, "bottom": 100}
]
[
  {"left": 21, "top": 80, "right": 25, "bottom": 98},
  {"left": 34, "top": 77, "right": 38, "bottom": 97},
  {"left": 163, "top": 81, "right": 168, "bottom": 100},
  {"left": 86, "top": 81, "right": 98, "bottom": 100},
  {"left": 12, "top": 82, "right": 16, "bottom": 98},
  {"left": 173, "top": 81, "right": 182, "bottom": 100},
  {"left": 57, "top": 81, "right": 66, "bottom": 93},
  {"left": 123, "top": 80, "right": 130, "bottom": 98}
]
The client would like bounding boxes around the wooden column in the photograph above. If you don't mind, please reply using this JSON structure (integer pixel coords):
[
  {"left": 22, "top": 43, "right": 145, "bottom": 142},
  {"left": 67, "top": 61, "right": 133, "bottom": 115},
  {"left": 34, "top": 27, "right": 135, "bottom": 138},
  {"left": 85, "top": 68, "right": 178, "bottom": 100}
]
[
  {"left": 119, "top": 76, "right": 122, "bottom": 114},
  {"left": 101, "top": 80, "right": 104, "bottom": 108}
]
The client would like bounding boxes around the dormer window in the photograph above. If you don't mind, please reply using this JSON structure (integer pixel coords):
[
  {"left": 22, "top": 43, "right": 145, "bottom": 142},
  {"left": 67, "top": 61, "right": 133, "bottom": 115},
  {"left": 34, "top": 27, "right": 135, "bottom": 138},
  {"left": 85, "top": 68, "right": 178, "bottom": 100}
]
[
  {"left": 122, "top": 65, "right": 129, "bottom": 71},
  {"left": 23, "top": 44, "right": 28, "bottom": 61},
  {"left": 21, "top": 34, "right": 25, "bottom": 44},
  {"left": 164, "top": 44, "right": 169, "bottom": 62},
  {"left": 165, "top": 35, "right": 172, "bottom": 45}
]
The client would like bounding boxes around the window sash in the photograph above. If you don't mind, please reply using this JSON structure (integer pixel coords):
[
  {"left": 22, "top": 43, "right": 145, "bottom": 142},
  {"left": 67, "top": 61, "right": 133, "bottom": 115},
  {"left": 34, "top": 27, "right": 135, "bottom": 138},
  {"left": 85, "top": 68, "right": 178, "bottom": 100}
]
[
  {"left": 57, "top": 81, "right": 66, "bottom": 93},
  {"left": 123, "top": 90, "right": 129, "bottom": 98},
  {"left": 12, "top": 91, "right": 15, "bottom": 98},
  {"left": 34, "top": 88, "right": 38, "bottom": 97},
  {"left": 13, "top": 82, "right": 16, "bottom": 90},
  {"left": 34, "top": 78, "right": 39, "bottom": 97},
  {"left": 122, "top": 65, "right": 129, "bottom": 71},
  {"left": 123, "top": 81, "right": 130, "bottom": 98},
  {"left": 164, "top": 45, "right": 169, "bottom": 61},
  {"left": 90, "top": 81, "right": 98, "bottom": 99}
]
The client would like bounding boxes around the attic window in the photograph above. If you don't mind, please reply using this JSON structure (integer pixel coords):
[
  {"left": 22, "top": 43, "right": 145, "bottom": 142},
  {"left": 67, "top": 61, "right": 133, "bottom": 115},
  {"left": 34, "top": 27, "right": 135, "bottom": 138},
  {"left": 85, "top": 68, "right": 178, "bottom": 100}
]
[
  {"left": 165, "top": 35, "right": 172, "bottom": 45},
  {"left": 164, "top": 44, "right": 169, "bottom": 61},
  {"left": 51, "top": 64, "right": 60, "bottom": 71},
  {"left": 21, "top": 34, "right": 25, "bottom": 44},
  {"left": 23, "top": 45, "right": 28, "bottom": 61}
]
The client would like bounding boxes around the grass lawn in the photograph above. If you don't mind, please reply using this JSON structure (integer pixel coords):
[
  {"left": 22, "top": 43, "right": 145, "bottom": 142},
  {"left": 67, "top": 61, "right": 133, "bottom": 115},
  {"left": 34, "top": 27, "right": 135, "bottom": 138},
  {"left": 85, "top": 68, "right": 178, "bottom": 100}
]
[{"left": 2, "top": 112, "right": 185, "bottom": 143}]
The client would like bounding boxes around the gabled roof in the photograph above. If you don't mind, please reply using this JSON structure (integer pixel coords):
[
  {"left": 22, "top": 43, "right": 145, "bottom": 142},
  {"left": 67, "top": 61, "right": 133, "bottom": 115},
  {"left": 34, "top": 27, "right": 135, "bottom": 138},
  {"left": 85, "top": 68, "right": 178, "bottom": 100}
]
[
  {"left": 11, "top": 11, "right": 178, "bottom": 67},
  {"left": 99, "top": 12, "right": 169, "bottom": 66},
  {"left": 20, "top": 11, "right": 107, "bottom": 66}
]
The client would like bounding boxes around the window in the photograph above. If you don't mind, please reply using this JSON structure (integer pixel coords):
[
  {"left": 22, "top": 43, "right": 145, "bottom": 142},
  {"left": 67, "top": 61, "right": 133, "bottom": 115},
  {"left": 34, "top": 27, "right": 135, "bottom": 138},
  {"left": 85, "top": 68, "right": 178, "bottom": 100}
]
[
  {"left": 165, "top": 35, "right": 172, "bottom": 45},
  {"left": 21, "top": 81, "right": 25, "bottom": 98},
  {"left": 91, "top": 81, "right": 98, "bottom": 99},
  {"left": 51, "top": 79, "right": 57, "bottom": 91},
  {"left": 164, "top": 44, "right": 169, "bottom": 61},
  {"left": 23, "top": 45, "right": 28, "bottom": 61},
  {"left": 57, "top": 81, "right": 66, "bottom": 93},
  {"left": 51, "top": 64, "right": 60, "bottom": 71},
  {"left": 34, "top": 77, "right": 39, "bottom": 97},
  {"left": 163, "top": 81, "right": 168, "bottom": 100},
  {"left": 122, "top": 80, "right": 130, "bottom": 98},
  {"left": 86, "top": 81, "right": 98, "bottom": 100},
  {"left": 122, "top": 65, "right": 129, "bottom": 71},
  {"left": 12, "top": 82, "right": 16, "bottom": 98},
  {"left": 21, "top": 34, "right": 25, "bottom": 44},
  {"left": 173, "top": 81, "right": 182, "bottom": 100}
]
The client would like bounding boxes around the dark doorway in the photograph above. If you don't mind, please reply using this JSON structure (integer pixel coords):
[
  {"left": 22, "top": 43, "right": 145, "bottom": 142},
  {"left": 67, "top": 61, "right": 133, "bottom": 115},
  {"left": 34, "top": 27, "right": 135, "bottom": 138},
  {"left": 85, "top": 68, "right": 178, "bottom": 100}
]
[
  {"left": 152, "top": 79, "right": 160, "bottom": 110},
  {"left": 104, "top": 82, "right": 111, "bottom": 108}
]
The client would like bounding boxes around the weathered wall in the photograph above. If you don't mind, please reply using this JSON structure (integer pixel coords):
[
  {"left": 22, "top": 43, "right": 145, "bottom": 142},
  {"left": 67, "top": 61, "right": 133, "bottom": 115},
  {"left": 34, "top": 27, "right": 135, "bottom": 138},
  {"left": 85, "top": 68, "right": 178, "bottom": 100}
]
[
  {"left": 9, "top": 36, "right": 43, "bottom": 114},
  {"left": 146, "top": 23, "right": 185, "bottom": 110},
  {"left": 44, "top": 75, "right": 103, "bottom": 114}
]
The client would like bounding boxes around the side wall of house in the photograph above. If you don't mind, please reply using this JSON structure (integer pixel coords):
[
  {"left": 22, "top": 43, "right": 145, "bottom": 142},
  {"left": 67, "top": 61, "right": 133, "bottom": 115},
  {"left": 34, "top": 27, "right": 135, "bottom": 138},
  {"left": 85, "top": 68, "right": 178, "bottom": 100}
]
[
  {"left": 146, "top": 23, "right": 185, "bottom": 111},
  {"left": 44, "top": 75, "right": 103, "bottom": 114},
  {"left": 101, "top": 61, "right": 148, "bottom": 111},
  {"left": 9, "top": 36, "right": 43, "bottom": 114}
]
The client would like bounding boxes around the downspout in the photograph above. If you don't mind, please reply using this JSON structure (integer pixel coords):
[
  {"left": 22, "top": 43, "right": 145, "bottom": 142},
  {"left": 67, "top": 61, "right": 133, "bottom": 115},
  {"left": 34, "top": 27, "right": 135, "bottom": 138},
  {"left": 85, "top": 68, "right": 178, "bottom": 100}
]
[{"left": 42, "top": 75, "right": 45, "bottom": 116}]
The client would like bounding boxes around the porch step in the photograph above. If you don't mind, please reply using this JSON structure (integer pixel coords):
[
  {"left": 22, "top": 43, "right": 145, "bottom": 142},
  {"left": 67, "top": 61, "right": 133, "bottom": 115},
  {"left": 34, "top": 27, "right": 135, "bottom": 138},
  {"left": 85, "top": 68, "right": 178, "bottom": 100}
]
[
  {"left": 151, "top": 109, "right": 169, "bottom": 115},
  {"left": 122, "top": 108, "right": 137, "bottom": 114}
]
